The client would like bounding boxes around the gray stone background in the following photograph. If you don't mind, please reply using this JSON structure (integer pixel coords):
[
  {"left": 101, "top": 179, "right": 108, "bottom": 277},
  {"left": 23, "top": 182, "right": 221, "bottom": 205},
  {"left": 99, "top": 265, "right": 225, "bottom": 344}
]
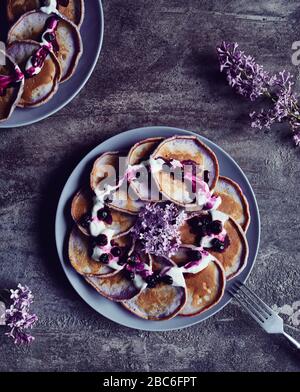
[{"left": 0, "top": 0, "right": 300, "bottom": 372}]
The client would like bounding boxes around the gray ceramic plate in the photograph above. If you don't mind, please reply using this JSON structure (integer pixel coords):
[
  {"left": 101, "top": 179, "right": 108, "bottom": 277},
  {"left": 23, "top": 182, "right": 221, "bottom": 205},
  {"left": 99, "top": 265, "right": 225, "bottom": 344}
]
[
  {"left": 55, "top": 126, "right": 260, "bottom": 331},
  {"left": 0, "top": 0, "right": 104, "bottom": 128}
]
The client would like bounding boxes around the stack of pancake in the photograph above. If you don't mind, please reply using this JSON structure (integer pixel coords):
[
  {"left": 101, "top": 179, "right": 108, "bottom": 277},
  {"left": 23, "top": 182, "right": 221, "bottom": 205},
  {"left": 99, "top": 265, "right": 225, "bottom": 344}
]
[
  {"left": 69, "top": 135, "right": 251, "bottom": 321},
  {"left": 0, "top": 0, "right": 84, "bottom": 122}
]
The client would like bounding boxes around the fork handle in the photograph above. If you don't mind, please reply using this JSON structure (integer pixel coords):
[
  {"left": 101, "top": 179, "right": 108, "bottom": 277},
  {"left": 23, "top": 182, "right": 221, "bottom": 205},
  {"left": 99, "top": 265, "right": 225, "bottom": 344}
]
[{"left": 283, "top": 331, "right": 300, "bottom": 350}]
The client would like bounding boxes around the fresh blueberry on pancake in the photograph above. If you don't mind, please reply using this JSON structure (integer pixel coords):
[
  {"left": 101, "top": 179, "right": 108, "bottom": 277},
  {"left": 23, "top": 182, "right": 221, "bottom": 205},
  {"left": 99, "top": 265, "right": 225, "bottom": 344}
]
[
  {"left": 124, "top": 270, "right": 135, "bottom": 282},
  {"left": 203, "top": 170, "right": 210, "bottom": 184},
  {"left": 160, "top": 275, "right": 173, "bottom": 285},
  {"left": 97, "top": 208, "right": 112, "bottom": 224},
  {"left": 96, "top": 234, "right": 108, "bottom": 246},
  {"left": 210, "top": 220, "right": 223, "bottom": 234},
  {"left": 122, "top": 256, "right": 187, "bottom": 320},
  {"left": 180, "top": 211, "right": 248, "bottom": 279},
  {"left": 99, "top": 253, "right": 109, "bottom": 264},
  {"left": 145, "top": 273, "right": 160, "bottom": 289},
  {"left": 71, "top": 188, "right": 136, "bottom": 238},
  {"left": 111, "top": 247, "right": 122, "bottom": 257},
  {"left": 210, "top": 237, "right": 230, "bottom": 253},
  {"left": 188, "top": 249, "right": 202, "bottom": 261},
  {"left": 69, "top": 227, "right": 133, "bottom": 278}
]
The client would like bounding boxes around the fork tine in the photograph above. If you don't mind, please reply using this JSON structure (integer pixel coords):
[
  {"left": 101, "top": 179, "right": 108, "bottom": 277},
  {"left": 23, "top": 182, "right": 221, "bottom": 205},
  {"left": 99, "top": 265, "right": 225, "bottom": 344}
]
[
  {"left": 228, "top": 289, "right": 265, "bottom": 324},
  {"left": 231, "top": 282, "right": 270, "bottom": 318},
  {"left": 240, "top": 284, "right": 273, "bottom": 315}
]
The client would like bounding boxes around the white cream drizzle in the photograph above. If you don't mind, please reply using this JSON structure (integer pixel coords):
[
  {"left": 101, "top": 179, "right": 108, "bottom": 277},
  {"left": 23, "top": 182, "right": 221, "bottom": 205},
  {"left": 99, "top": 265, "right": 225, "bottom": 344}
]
[
  {"left": 164, "top": 267, "right": 186, "bottom": 288},
  {"left": 210, "top": 210, "right": 228, "bottom": 225},
  {"left": 133, "top": 264, "right": 151, "bottom": 290},
  {"left": 90, "top": 177, "right": 126, "bottom": 237}
]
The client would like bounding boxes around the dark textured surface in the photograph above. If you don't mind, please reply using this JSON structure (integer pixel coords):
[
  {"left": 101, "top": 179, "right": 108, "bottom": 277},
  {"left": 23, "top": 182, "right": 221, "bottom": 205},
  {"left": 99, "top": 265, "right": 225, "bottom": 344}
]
[{"left": 0, "top": 0, "right": 300, "bottom": 372}]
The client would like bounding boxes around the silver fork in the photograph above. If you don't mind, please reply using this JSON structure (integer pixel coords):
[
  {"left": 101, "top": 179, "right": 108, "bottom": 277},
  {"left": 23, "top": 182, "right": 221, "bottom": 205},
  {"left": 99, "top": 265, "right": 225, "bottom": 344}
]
[{"left": 228, "top": 282, "right": 300, "bottom": 350}]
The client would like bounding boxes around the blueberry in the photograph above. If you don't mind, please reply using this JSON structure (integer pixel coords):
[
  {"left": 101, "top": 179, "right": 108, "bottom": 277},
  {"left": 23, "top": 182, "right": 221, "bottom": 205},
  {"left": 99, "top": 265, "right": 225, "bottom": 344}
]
[
  {"left": 117, "top": 257, "right": 127, "bottom": 266},
  {"left": 188, "top": 250, "right": 202, "bottom": 261},
  {"left": 97, "top": 208, "right": 109, "bottom": 221},
  {"left": 188, "top": 217, "right": 200, "bottom": 230},
  {"left": 209, "top": 220, "right": 223, "bottom": 235},
  {"left": 96, "top": 234, "right": 108, "bottom": 246},
  {"left": 161, "top": 275, "right": 173, "bottom": 285},
  {"left": 127, "top": 255, "right": 137, "bottom": 266},
  {"left": 111, "top": 247, "right": 121, "bottom": 257},
  {"left": 99, "top": 253, "right": 109, "bottom": 264},
  {"left": 189, "top": 215, "right": 212, "bottom": 237},
  {"left": 203, "top": 170, "right": 210, "bottom": 184},
  {"left": 146, "top": 274, "right": 159, "bottom": 289},
  {"left": 44, "top": 32, "right": 55, "bottom": 42},
  {"left": 124, "top": 270, "right": 135, "bottom": 281},
  {"left": 211, "top": 238, "right": 226, "bottom": 252}
]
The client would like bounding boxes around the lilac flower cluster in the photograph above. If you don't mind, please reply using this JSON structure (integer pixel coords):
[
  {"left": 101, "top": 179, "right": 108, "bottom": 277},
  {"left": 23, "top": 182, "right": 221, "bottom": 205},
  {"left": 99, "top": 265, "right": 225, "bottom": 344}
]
[
  {"left": 217, "top": 41, "right": 300, "bottom": 146},
  {"left": 132, "top": 202, "right": 186, "bottom": 257},
  {"left": 5, "top": 284, "right": 38, "bottom": 345},
  {"left": 217, "top": 42, "right": 270, "bottom": 101}
]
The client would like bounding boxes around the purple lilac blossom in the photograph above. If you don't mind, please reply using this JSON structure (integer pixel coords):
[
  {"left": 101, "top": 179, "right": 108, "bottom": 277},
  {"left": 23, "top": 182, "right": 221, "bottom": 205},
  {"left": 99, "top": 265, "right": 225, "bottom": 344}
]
[
  {"left": 5, "top": 284, "right": 38, "bottom": 345},
  {"left": 217, "top": 41, "right": 300, "bottom": 146},
  {"left": 132, "top": 202, "right": 186, "bottom": 257},
  {"left": 217, "top": 41, "right": 270, "bottom": 101}
]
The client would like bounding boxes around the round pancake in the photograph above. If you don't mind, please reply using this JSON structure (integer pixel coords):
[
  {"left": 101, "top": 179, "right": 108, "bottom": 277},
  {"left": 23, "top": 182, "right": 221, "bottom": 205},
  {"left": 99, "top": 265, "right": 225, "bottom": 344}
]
[
  {"left": 7, "top": 40, "right": 61, "bottom": 107},
  {"left": 127, "top": 137, "right": 164, "bottom": 201},
  {"left": 6, "top": 0, "right": 40, "bottom": 24},
  {"left": 85, "top": 272, "right": 142, "bottom": 302},
  {"left": 122, "top": 256, "right": 187, "bottom": 320},
  {"left": 151, "top": 136, "right": 219, "bottom": 208},
  {"left": 214, "top": 176, "right": 250, "bottom": 232},
  {"left": 84, "top": 249, "right": 151, "bottom": 301},
  {"left": 71, "top": 188, "right": 136, "bottom": 237},
  {"left": 90, "top": 152, "right": 144, "bottom": 215},
  {"left": 6, "top": 0, "right": 85, "bottom": 27},
  {"left": 68, "top": 226, "right": 132, "bottom": 277},
  {"left": 7, "top": 10, "right": 83, "bottom": 82},
  {"left": 209, "top": 218, "right": 248, "bottom": 279},
  {"left": 180, "top": 215, "right": 248, "bottom": 279},
  {"left": 181, "top": 261, "right": 225, "bottom": 316},
  {"left": 0, "top": 50, "right": 24, "bottom": 122},
  {"left": 170, "top": 246, "right": 225, "bottom": 316}
]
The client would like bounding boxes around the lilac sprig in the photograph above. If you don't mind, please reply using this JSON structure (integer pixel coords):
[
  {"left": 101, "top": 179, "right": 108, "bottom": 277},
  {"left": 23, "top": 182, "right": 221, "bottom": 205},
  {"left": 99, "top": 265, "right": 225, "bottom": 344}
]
[
  {"left": 217, "top": 41, "right": 300, "bottom": 146},
  {"left": 3, "top": 284, "right": 38, "bottom": 345},
  {"left": 132, "top": 202, "right": 186, "bottom": 257}
]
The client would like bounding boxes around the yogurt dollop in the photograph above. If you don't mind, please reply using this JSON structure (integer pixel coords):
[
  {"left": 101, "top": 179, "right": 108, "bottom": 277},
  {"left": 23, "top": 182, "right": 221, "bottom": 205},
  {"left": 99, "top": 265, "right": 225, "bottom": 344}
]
[{"left": 162, "top": 250, "right": 215, "bottom": 288}]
